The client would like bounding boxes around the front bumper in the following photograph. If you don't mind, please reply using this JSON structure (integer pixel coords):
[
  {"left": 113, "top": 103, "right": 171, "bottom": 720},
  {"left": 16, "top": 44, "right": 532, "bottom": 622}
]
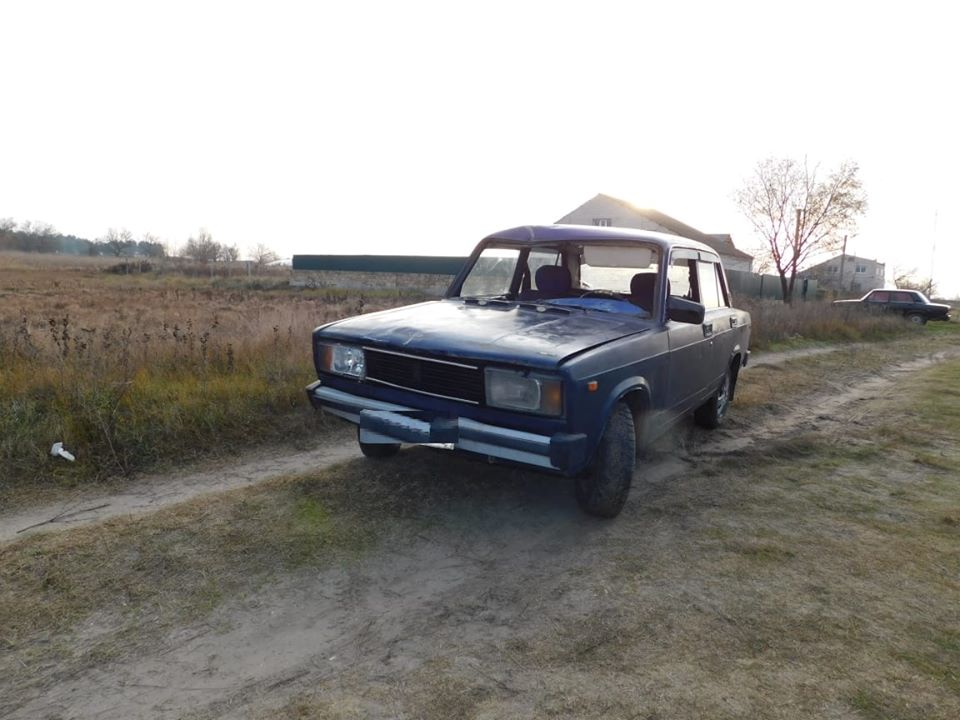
[{"left": 306, "top": 380, "right": 587, "bottom": 473}]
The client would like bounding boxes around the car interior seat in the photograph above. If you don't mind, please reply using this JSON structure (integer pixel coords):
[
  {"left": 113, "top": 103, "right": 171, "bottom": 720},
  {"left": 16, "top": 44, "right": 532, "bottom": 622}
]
[
  {"left": 520, "top": 265, "right": 571, "bottom": 300},
  {"left": 629, "top": 273, "right": 658, "bottom": 312}
]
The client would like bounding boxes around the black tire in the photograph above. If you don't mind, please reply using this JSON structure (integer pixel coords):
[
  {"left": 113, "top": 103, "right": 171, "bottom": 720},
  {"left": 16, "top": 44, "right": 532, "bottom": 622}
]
[
  {"left": 906, "top": 313, "right": 927, "bottom": 325},
  {"left": 575, "top": 402, "right": 636, "bottom": 518},
  {"left": 357, "top": 428, "right": 400, "bottom": 459},
  {"left": 694, "top": 367, "right": 732, "bottom": 430}
]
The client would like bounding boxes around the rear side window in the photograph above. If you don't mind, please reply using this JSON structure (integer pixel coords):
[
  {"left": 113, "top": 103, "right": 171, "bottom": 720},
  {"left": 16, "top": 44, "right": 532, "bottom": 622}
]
[
  {"left": 696, "top": 261, "right": 725, "bottom": 309},
  {"left": 868, "top": 291, "right": 890, "bottom": 302}
]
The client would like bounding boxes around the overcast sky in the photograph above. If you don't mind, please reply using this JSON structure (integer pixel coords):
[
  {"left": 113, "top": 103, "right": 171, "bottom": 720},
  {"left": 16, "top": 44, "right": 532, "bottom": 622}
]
[{"left": 2, "top": 1, "right": 958, "bottom": 295}]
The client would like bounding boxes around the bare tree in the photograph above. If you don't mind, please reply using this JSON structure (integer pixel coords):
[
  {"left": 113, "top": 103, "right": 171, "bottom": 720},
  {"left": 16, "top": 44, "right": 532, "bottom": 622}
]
[
  {"left": 182, "top": 228, "right": 220, "bottom": 262},
  {"left": 893, "top": 267, "right": 937, "bottom": 297},
  {"left": 219, "top": 244, "right": 240, "bottom": 262},
  {"left": 249, "top": 242, "right": 279, "bottom": 266},
  {"left": 139, "top": 232, "right": 166, "bottom": 258},
  {"left": 100, "top": 227, "right": 134, "bottom": 257},
  {"left": 27, "top": 221, "right": 57, "bottom": 237},
  {"left": 736, "top": 158, "right": 867, "bottom": 303}
]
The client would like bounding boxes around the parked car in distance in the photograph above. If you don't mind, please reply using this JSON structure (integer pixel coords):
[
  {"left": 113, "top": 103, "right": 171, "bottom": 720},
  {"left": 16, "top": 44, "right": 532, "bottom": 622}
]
[
  {"left": 306, "top": 225, "right": 751, "bottom": 518},
  {"left": 833, "top": 289, "right": 952, "bottom": 324}
]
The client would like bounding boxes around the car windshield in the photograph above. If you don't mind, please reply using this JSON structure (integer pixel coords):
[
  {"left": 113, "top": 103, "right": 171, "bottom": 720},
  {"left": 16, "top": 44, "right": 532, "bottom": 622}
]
[{"left": 456, "top": 242, "right": 661, "bottom": 316}]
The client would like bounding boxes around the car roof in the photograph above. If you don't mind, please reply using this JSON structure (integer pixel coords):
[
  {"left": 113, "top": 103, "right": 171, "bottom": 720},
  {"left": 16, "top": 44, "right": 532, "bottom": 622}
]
[{"left": 482, "top": 224, "right": 719, "bottom": 256}]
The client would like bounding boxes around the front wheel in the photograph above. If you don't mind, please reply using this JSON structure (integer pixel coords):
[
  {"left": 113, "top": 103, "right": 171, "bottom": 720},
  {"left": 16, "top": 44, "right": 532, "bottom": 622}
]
[
  {"left": 358, "top": 428, "right": 400, "bottom": 459},
  {"left": 575, "top": 402, "right": 636, "bottom": 518},
  {"left": 694, "top": 368, "right": 732, "bottom": 429},
  {"left": 906, "top": 313, "right": 927, "bottom": 325}
]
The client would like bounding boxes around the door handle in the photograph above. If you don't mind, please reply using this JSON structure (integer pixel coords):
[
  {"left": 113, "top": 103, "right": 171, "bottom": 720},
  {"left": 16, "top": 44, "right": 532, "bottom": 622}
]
[
  {"left": 729, "top": 316, "right": 738, "bottom": 328},
  {"left": 702, "top": 323, "right": 714, "bottom": 338}
]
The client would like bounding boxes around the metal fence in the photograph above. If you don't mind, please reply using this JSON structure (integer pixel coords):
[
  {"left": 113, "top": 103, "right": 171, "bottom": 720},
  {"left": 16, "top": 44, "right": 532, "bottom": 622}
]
[{"left": 726, "top": 269, "right": 818, "bottom": 301}]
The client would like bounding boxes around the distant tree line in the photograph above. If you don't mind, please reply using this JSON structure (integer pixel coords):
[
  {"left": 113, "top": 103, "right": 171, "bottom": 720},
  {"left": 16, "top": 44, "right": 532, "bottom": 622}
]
[
  {"left": 0, "top": 219, "right": 165, "bottom": 258},
  {"left": 1, "top": 218, "right": 279, "bottom": 266}
]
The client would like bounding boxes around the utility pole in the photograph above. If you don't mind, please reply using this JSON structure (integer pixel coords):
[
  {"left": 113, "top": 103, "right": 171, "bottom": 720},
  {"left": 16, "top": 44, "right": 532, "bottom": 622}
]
[
  {"left": 838, "top": 234, "right": 848, "bottom": 294},
  {"left": 931, "top": 209, "right": 938, "bottom": 292},
  {"left": 792, "top": 208, "right": 804, "bottom": 302}
]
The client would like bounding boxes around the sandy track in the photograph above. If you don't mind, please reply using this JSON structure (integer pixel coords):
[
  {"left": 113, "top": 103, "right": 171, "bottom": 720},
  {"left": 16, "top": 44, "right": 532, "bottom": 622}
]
[{"left": 0, "top": 428, "right": 358, "bottom": 544}]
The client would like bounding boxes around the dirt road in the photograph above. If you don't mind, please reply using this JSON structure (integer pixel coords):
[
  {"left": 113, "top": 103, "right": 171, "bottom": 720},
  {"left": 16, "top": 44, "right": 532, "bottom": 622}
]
[
  {"left": 0, "top": 429, "right": 359, "bottom": 544},
  {"left": 3, "top": 340, "right": 960, "bottom": 719}
]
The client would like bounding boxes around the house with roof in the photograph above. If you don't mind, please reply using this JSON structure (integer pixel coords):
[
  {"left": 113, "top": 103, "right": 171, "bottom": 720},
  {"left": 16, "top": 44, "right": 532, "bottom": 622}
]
[
  {"left": 802, "top": 254, "right": 886, "bottom": 294},
  {"left": 556, "top": 193, "right": 754, "bottom": 272}
]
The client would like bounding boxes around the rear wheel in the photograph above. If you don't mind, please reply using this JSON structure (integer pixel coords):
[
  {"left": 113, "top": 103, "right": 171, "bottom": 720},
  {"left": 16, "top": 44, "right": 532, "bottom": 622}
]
[
  {"left": 357, "top": 428, "right": 400, "bottom": 459},
  {"left": 575, "top": 402, "right": 636, "bottom": 518},
  {"left": 694, "top": 367, "right": 732, "bottom": 429}
]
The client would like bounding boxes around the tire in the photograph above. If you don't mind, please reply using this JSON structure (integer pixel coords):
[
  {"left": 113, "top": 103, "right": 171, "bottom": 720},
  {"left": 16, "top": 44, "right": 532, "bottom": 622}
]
[
  {"left": 357, "top": 428, "right": 400, "bottom": 459},
  {"left": 694, "top": 367, "right": 732, "bottom": 430},
  {"left": 906, "top": 313, "right": 927, "bottom": 325},
  {"left": 575, "top": 402, "right": 636, "bottom": 518}
]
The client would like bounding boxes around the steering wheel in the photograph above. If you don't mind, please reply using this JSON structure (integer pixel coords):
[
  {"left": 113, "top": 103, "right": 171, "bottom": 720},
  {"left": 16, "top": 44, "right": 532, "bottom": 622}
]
[{"left": 579, "top": 289, "right": 621, "bottom": 299}]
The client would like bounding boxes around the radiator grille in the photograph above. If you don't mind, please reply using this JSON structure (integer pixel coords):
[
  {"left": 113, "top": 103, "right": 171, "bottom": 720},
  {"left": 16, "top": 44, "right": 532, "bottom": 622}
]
[{"left": 364, "top": 348, "right": 482, "bottom": 404}]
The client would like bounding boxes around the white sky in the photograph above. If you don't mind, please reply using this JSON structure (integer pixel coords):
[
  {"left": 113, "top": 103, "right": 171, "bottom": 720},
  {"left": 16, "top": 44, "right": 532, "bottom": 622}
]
[{"left": 2, "top": 0, "right": 958, "bottom": 296}]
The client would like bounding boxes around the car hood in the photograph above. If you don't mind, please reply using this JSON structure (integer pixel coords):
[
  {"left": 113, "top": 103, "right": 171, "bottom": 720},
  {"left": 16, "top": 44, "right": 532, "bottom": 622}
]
[{"left": 315, "top": 299, "right": 652, "bottom": 369}]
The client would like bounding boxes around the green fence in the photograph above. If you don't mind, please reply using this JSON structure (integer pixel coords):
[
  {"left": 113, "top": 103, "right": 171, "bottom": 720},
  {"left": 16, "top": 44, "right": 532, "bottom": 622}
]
[
  {"left": 292, "top": 255, "right": 469, "bottom": 275},
  {"left": 727, "top": 269, "right": 818, "bottom": 301}
]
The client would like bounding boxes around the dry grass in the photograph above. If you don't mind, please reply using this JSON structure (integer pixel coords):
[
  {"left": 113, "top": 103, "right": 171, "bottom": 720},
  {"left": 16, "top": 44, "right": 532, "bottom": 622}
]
[
  {"left": 736, "top": 295, "right": 920, "bottom": 350},
  {"left": 0, "top": 256, "right": 422, "bottom": 494},
  {"left": 3, "top": 342, "right": 960, "bottom": 718}
]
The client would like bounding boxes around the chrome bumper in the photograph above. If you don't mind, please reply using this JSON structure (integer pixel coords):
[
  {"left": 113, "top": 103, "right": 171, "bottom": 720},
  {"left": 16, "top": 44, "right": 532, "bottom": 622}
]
[{"left": 306, "top": 381, "right": 586, "bottom": 472}]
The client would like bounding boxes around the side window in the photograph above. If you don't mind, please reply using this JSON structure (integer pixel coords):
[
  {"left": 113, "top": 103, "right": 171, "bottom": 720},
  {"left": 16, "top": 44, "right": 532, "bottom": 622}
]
[
  {"left": 868, "top": 291, "right": 889, "bottom": 303},
  {"left": 668, "top": 258, "right": 695, "bottom": 300},
  {"left": 696, "top": 261, "right": 722, "bottom": 310},
  {"left": 890, "top": 291, "right": 913, "bottom": 303}
]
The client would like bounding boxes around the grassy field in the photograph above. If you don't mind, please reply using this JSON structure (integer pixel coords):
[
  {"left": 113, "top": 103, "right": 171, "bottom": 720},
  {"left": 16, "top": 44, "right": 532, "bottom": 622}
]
[
  {"left": 0, "top": 253, "right": 936, "bottom": 498},
  {"left": 1, "top": 331, "right": 959, "bottom": 718},
  {"left": 0, "top": 255, "right": 426, "bottom": 494}
]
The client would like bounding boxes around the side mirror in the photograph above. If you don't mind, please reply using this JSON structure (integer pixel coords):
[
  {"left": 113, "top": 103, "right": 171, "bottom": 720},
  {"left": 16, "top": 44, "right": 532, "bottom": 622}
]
[{"left": 667, "top": 296, "right": 705, "bottom": 325}]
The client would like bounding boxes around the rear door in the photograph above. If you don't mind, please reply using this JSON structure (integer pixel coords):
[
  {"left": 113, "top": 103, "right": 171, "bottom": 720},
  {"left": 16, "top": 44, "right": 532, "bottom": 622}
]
[
  {"left": 665, "top": 249, "right": 739, "bottom": 414},
  {"left": 665, "top": 249, "right": 712, "bottom": 412},
  {"left": 696, "top": 256, "right": 738, "bottom": 391}
]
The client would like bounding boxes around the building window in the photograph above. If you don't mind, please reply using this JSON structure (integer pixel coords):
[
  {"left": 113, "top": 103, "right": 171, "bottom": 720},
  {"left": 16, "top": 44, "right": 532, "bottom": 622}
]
[
  {"left": 827, "top": 266, "right": 838, "bottom": 273},
  {"left": 592, "top": 218, "right": 612, "bottom": 227},
  {"left": 855, "top": 264, "right": 867, "bottom": 273}
]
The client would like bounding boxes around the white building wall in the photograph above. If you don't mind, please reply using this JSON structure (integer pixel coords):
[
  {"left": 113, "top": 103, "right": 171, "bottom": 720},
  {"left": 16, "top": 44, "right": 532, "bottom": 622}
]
[
  {"left": 556, "top": 196, "right": 673, "bottom": 234},
  {"left": 815, "top": 256, "right": 886, "bottom": 292},
  {"left": 557, "top": 196, "right": 752, "bottom": 272}
]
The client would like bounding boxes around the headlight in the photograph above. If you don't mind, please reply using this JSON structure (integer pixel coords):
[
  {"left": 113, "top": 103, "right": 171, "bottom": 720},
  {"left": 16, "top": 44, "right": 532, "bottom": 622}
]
[
  {"left": 318, "top": 343, "right": 366, "bottom": 379},
  {"left": 484, "top": 367, "right": 563, "bottom": 416}
]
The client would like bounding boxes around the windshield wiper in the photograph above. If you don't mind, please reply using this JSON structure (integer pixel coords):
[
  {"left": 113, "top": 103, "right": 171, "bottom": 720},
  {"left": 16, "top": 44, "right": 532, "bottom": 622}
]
[{"left": 460, "top": 296, "right": 572, "bottom": 314}]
